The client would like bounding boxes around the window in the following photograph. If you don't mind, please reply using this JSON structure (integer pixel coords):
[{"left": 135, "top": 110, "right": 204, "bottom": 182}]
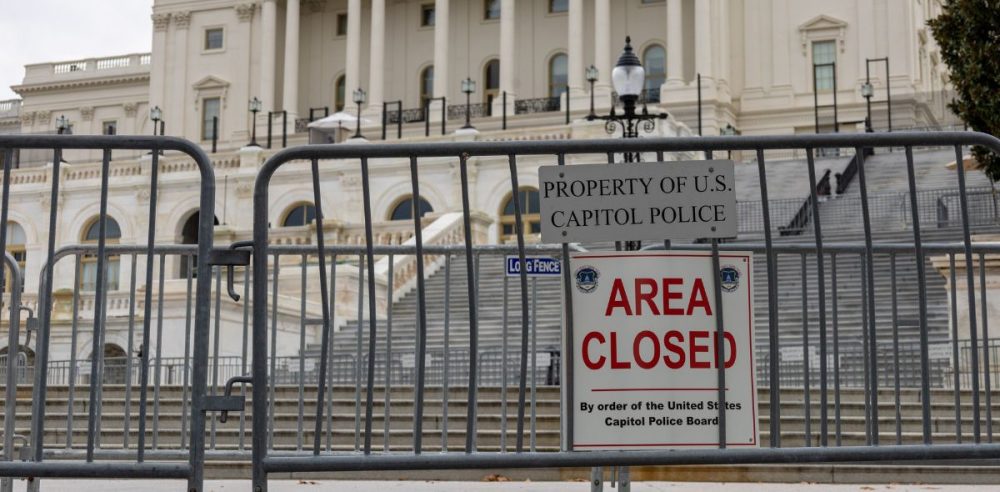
[
  {"left": 335, "top": 75, "right": 346, "bottom": 112},
  {"left": 179, "top": 212, "right": 218, "bottom": 278},
  {"left": 336, "top": 13, "right": 348, "bottom": 36},
  {"left": 420, "top": 66, "right": 434, "bottom": 109},
  {"left": 549, "top": 0, "right": 568, "bottom": 13},
  {"left": 421, "top": 4, "right": 435, "bottom": 26},
  {"left": 202, "top": 97, "right": 220, "bottom": 141},
  {"left": 643, "top": 45, "right": 666, "bottom": 99},
  {"left": 282, "top": 203, "right": 316, "bottom": 227},
  {"left": 483, "top": 59, "right": 500, "bottom": 104},
  {"left": 81, "top": 217, "right": 121, "bottom": 292},
  {"left": 500, "top": 188, "right": 540, "bottom": 242},
  {"left": 102, "top": 120, "right": 117, "bottom": 135},
  {"left": 548, "top": 54, "right": 568, "bottom": 98},
  {"left": 812, "top": 40, "right": 836, "bottom": 91},
  {"left": 4, "top": 222, "right": 25, "bottom": 293},
  {"left": 390, "top": 196, "right": 433, "bottom": 221},
  {"left": 204, "top": 28, "right": 224, "bottom": 51},
  {"left": 484, "top": 0, "right": 501, "bottom": 19}
]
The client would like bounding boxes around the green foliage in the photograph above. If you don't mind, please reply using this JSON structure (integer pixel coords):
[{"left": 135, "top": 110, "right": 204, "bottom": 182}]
[{"left": 927, "top": 0, "right": 1000, "bottom": 181}]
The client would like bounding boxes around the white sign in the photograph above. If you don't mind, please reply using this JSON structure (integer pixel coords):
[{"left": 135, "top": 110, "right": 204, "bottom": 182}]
[
  {"left": 506, "top": 256, "right": 562, "bottom": 277},
  {"left": 539, "top": 161, "right": 737, "bottom": 243},
  {"left": 569, "top": 251, "right": 757, "bottom": 450}
]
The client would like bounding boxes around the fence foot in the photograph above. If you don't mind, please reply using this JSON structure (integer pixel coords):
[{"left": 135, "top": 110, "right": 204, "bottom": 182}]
[{"left": 590, "top": 466, "right": 603, "bottom": 492}]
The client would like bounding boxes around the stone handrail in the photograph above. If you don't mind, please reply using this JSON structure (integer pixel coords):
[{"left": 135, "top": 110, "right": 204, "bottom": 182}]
[{"left": 373, "top": 212, "right": 466, "bottom": 302}]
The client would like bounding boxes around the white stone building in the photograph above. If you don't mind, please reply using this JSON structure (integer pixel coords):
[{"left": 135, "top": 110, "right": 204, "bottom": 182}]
[{"left": 0, "top": 0, "right": 964, "bottom": 366}]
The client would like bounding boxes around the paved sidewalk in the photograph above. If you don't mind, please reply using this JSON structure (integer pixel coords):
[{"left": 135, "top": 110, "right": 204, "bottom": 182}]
[{"left": 8, "top": 481, "right": 998, "bottom": 491}]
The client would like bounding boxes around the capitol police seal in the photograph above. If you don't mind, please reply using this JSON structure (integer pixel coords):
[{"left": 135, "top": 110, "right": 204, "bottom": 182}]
[
  {"left": 719, "top": 264, "right": 740, "bottom": 292},
  {"left": 575, "top": 265, "right": 599, "bottom": 293}
]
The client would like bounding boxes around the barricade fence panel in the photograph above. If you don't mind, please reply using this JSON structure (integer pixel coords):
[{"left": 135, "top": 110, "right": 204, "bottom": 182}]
[{"left": 248, "top": 132, "right": 1000, "bottom": 491}]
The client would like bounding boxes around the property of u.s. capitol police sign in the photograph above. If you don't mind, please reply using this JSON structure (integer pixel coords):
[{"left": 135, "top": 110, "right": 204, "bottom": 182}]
[
  {"left": 567, "top": 250, "right": 758, "bottom": 450},
  {"left": 538, "top": 160, "right": 737, "bottom": 243}
]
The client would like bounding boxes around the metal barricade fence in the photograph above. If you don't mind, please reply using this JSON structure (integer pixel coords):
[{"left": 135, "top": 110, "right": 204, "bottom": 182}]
[
  {"left": 0, "top": 136, "right": 217, "bottom": 492},
  {"left": 248, "top": 132, "right": 1000, "bottom": 491}
]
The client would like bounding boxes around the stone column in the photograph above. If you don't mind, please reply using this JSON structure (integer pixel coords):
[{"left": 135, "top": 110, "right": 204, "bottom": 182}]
[
  {"left": 260, "top": 0, "right": 278, "bottom": 112},
  {"left": 368, "top": 0, "right": 386, "bottom": 114},
  {"left": 149, "top": 13, "right": 171, "bottom": 118},
  {"left": 345, "top": 0, "right": 363, "bottom": 109},
  {"left": 171, "top": 11, "right": 191, "bottom": 138},
  {"left": 567, "top": 0, "right": 585, "bottom": 110},
  {"left": 431, "top": 0, "right": 450, "bottom": 121},
  {"left": 493, "top": 0, "right": 516, "bottom": 116},
  {"left": 666, "top": 0, "right": 683, "bottom": 85},
  {"left": 594, "top": 0, "right": 611, "bottom": 91},
  {"left": 694, "top": 0, "right": 712, "bottom": 80},
  {"left": 282, "top": 0, "right": 301, "bottom": 124}
]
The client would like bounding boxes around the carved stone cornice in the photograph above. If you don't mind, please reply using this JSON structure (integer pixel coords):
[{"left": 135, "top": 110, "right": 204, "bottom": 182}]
[
  {"left": 36, "top": 111, "right": 51, "bottom": 124},
  {"left": 172, "top": 11, "right": 192, "bottom": 29},
  {"left": 79, "top": 106, "right": 94, "bottom": 121},
  {"left": 123, "top": 102, "right": 138, "bottom": 117},
  {"left": 19, "top": 111, "right": 35, "bottom": 126},
  {"left": 152, "top": 13, "right": 171, "bottom": 31},
  {"left": 12, "top": 73, "right": 151, "bottom": 95},
  {"left": 235, "top": 3, "right": 257, "bottom": 22}
]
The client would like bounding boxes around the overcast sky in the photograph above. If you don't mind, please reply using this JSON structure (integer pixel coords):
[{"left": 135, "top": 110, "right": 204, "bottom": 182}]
[{"left": 0, "top": 0, "right": 153, "bottom": 100}]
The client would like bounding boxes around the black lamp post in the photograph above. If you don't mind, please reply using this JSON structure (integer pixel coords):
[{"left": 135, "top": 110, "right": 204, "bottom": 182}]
[
  {"left": 55, "top": 115, "right": 70, "bottom": 135},
  {"left": 585, "top": 64, "right": 599, "bottom": 119},
  {"left": 150, "top": 106, "right": 162, "bottom": 136},
  {"left": 460, "top": 77, "right": 476, "bottom": 130},
  {"left": 352, "top": 88, "right": 367, "bottom": 139},
  {"left": 586, "top": 36, "right": 668, "bottom": 251},
  {"left": 248, "top": 97, "right": 262, "bottom": 146},
  {"left": 863, "top": 57, "right": 891, "bottom": 133},
  {"left": 720, "top": 123, "right": 737, "bottom": 159}
]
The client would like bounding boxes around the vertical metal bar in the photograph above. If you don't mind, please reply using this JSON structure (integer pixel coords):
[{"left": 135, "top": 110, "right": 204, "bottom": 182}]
[
  {"left": 861, "top": 255, "right": 872, "bottom": 444},
  {"left": 121, "top": 253, "right": 137, "bottom": 448},
  {"left": 831, "top": 254, "right": 841, "bottom": 446},
  {"left": 891, "top": 253, "right": 902, "bottom": 445},
  {"left": 297, "top": 255, "right": 308, "bottom": 451},
  {"left": 458, "top": 153, "right": 479, "bottom": 454},
  {"left": 268, "top": 254, "right": 280, "bottom": 450},
  {"left": 756, "top": 148, "right": 781, "bottom": 447},
  {"left": 557, "top": 152, "right": 575, "bottom": 451},
  {"left": 354, "top": 254, "right": 363, "bottom": 451},
  {"left": 210, "top": 263, "right": 222, "bottom": 450},
  {"left": 854, "top": 146, "right": 879, "bottom": 444},
  {"left": 801, "top": 254, "right": 810, "bottom": 447},
  {"left": 383, "top": 257, "right": 393, "bottom": 452},
  {"left": 904, "top": 145, "right": 932, "bottom": 444},
  {"left": 85, "top": 149, "right": 113, "bottom": 462},
  {"left": 981, "top": 252, "right": 993, "bottom": 442},
  {"left": 0, "top": 148, "right": 16, "bottom": 491},
  {"left": 181, "top": 254, "right": 194, "bottom": 449},
  {"left": 29, "top": 147, "right": 61, "bottom": 467},
  {"left": 712, "top": 239, "right": 727, "bottom": 448},
  {"left": 507, "top": 154, "right": 531, "bottom": 453},
  {"left": 501, "top": 273, "right": 509, "bottom": 452},
  {"left": 326, "top": 256, "right": 338, "bottom": 452},
  {"left": 310, "top": 158, "right": 335, "bottom": 455},
  {"left": 153, "top": 254, "right": 167, "bottom": 449},
  {"left": 805, "top": 147, "right": 829, "bottom": 446},
  {"left": 950, "top": 253, "right": 962, "bottom": 443},
  {"left": 954, "top": 144, "right": 982, "bottom": 442},
  {"left": 409, "top": 155, "right": 430, "bottom": 454},
  {"left": 240, "top": 264, "right": 251, "bottom": 450},
  {"left": 68, "top": 256, "right": 83, "bottom": 449},
  {"left": 442, "top": 254, "right": 451, "bottom": 452},
  {"left": 530, "top": 276, "right": 538, "bottom": 452},
  {"left": 136, "top": 150, "right": 160, "bottom": 462},
  {"left": 358, "top": 157, "right": 379, "bottom": 455}
]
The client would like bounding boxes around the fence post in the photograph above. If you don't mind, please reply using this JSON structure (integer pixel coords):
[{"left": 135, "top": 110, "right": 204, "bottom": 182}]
[
  {"left": 566, "top": 85, "right": 571, "bottom": 125},
  {"left": 503, "top": 91, "right": 507, "bottom": 130},
  {"left": 282, "top": 110, "right": 288, "bottom": 148},
  {"left": 425, "top": 101, "right": 430, "bottom": 137},
  {"left": 267, "top": 112, "right": 273, "bottom": 149},
  {"left": 212, "top": 117, "right": 218, "bottom": 153},
  {"left": 441, "top": 96, "right": 446, "bottom": 135},
  {"left": 382, "top": 102, "right": 387, "bottom": 140}
]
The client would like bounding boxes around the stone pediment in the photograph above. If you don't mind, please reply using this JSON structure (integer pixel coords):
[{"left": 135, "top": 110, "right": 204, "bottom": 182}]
[
  {"left": 192, "top": 75, "right": 230, "bottom": 91},
  {"left": 192, "top": 75, "right": 230, "bottom": 109},
  {"left": 798, "top": 15, "right": 848, "bottom": 54}
]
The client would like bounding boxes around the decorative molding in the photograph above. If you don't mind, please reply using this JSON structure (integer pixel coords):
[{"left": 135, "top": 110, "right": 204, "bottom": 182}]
[
  {"left": 79, "top": 106, "right": 94, "bottom": 121},
  {"left": 135, "top": 188, "right": 151, "bottom": 205},
  {"left": 152, "top": 13, "right": 171, "bottom": 31},
  {"left": 36, "top": 110, "right": 51, "bottom": 124},
  {"left": 192, "top": 75, "right": 231, "bottom": 110},
  {"left": 797, "top": 14, "right": 848, "bottom": 55},
  {"left": 235, "top": 3, "right": 257, "bottom": 22},
  {"left": 19, "top": 111, "right": 35, "bottom": 126},
  {"left": 173, "top": 11, "right": 192, "bottom": 29},
  {"left": 123, "top": 102, "right": 138, "bottom": 117},
  {"left": 236, "top": 181, "right": 253, "bottom": 198},
  {"left": 304, "top": 0, "right": 326, "bottom": 13},
  {"left": 11, "top": 73, "right": 152, "bottom": 95}
]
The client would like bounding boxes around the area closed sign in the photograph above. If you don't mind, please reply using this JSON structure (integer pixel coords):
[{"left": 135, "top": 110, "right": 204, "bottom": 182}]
[
  {"left": 539, "top": 161, "right": 737, "bottom": 243},
  {"left": 569, "top": 251, "right": 758, "bottom": 450}
]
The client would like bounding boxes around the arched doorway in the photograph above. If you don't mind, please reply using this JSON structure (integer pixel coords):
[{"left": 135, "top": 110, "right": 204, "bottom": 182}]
[
  {"left": 179, "top": 212, "right": 220, "bottom": 278},
  {"left": 96, "top": 343, "right": 128, "bottom": 385},
  {"left": 81, "top": 216, "right": 122, "bottom": 291}
]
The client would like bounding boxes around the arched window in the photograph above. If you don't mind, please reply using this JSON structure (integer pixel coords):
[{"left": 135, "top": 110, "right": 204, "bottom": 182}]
[
  {"left": 0, "top": 345, "right": 35, "bottom": 382},
  {"left": 81, "top": 217, "right": 122, "bottom": 292},
  {"left": 282, "top": 203, "right": 317, "bottom": 227},
  {"left": 335, "top": 75, "right": 346, "bottom": 112},
  {"left": 4, "top": 222, "right": 25, "bottom": 293},
  {"left": 484, "top": 59, "right": 500, "bottom": 105},
  {"left": 499, "top": 187, "right": 540, "bottom": 242},
  {"left": 420, "top": 66, "right": 435, "bottom": 110},
  {"left": 389, "top": 196, "right": 433, "bottom": 221},
  {"left": 643, "top": 44, "right": 666, "bottom": 101},
  {"left": 179, "top": 212, "right": 219, "bottom": 278},
  {"left": 548, "top": 54, "right": 568, "bottom": 98}
]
